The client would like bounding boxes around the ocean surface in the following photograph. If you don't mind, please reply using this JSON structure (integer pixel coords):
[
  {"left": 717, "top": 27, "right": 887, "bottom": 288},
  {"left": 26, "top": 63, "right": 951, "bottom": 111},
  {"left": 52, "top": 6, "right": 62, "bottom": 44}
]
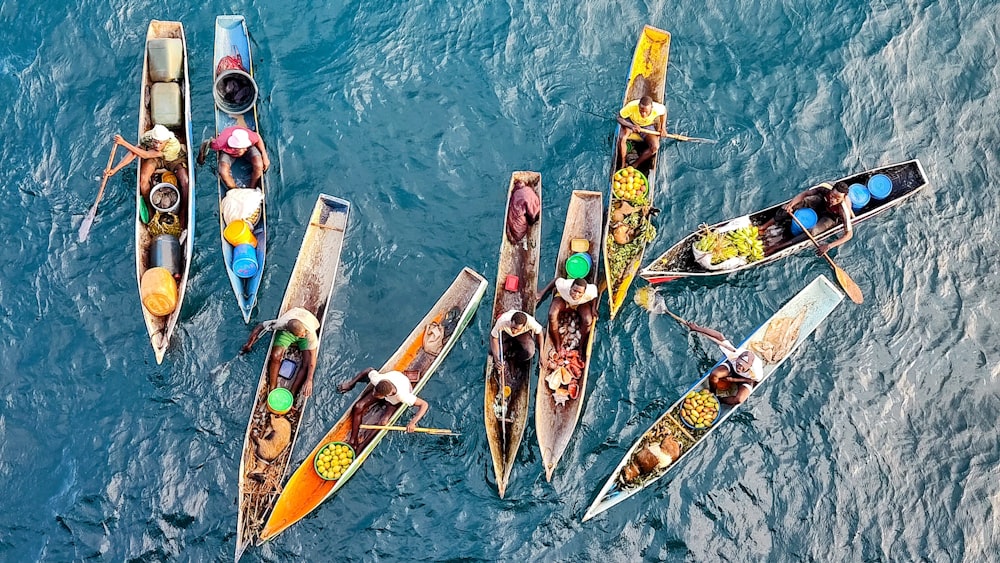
[{"left": 1, "top": 0, "right": 998, "bottom": 561}]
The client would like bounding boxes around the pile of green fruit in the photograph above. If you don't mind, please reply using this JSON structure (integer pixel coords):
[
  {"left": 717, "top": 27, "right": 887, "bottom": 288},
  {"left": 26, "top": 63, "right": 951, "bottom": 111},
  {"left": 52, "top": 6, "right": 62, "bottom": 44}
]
[
  {"left": 726, "top": 225, "right": 765, "bottom": 262},
  {"left": 680, "top": 388, "right": 720, "bottom": 429},
  {"left": 694, "top": 224, "right": 765, "bottom": 264},
  {"left": 612, "top": 167, "right": 648, "bottom": 204},
  {"left": 314, "top": 442, "right": 354, "bottom": 481}
]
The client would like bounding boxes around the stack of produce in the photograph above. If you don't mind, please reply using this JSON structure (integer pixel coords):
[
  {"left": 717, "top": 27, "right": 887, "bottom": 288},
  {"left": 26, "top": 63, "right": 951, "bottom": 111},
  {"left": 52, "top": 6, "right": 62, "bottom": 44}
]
[
  {"left": 612, "top": 167, "right": 649, "bottom": 205},
  {"left": 694, "top": 224, "right": 765, "bottom": 264},
  {"left": 679, "top": 388, "right": 720, "bottom": 429},
  {"left": 314, "top": 442, "right": 354, "bottom": 481}
]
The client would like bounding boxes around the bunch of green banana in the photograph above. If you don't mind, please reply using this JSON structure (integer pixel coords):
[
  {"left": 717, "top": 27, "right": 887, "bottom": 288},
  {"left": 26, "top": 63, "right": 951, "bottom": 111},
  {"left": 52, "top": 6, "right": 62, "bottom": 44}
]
[
  {"left": 725, "top": 225, "right": 765, "bottom": 262},
  {"left": 710, "top": 245, "right": 739, "bottom": 264},
  {"left": 695, "top": 231, "right": 718, "bottom": 252}
]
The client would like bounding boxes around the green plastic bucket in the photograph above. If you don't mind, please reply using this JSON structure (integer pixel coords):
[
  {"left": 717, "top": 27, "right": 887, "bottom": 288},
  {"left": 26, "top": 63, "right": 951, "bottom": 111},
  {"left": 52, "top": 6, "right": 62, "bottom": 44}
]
[
  {"left": 267, "top": 388, "right": 294, "bottom": 415},
  {"left": 565, "top": 252, "right": 593, "bottom": 279}
]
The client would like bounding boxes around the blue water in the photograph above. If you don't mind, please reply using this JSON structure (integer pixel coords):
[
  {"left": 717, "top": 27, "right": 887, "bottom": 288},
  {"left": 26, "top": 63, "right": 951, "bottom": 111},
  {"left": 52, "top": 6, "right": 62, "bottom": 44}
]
[{"left": 2, "top": 1, "right": 998, "bottom": 561}]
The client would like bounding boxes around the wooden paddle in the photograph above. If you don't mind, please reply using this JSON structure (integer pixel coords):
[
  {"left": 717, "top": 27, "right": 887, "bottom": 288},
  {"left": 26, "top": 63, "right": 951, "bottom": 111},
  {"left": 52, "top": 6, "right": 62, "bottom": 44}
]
[
  {"left": 561, "top": 102, "right": 714, "bottom": 144},
  {"left": 359, "top": 424, "right": 460, "bottom": 436},
  {"left": 790, "top": 213, "right": 863, "bottom": 304},
  {"left": 78, "top": 144, "right": 119, "bottom": 242},
  {"left": 634, "top": 128, "right": 717, "bottom": 143}
]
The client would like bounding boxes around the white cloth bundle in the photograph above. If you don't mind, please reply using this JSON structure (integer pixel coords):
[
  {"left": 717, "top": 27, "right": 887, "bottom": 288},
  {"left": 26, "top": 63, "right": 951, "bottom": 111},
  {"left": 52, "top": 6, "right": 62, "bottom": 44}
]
[{"left": 221, "top": 188, "right": 264, "bottom": 226}]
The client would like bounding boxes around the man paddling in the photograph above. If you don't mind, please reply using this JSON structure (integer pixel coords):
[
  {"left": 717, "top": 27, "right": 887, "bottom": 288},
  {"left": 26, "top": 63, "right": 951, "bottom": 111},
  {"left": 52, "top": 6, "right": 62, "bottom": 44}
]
[
  {"left": 683, "top": 320, "right": 763, "bottom": 405},
  {"left": 108, "top": 124, "right": 190, "bottom": 212},
  {"left": 761, "top": 182, "right": 853, "bottom": 256},
  {"left": 338, "top": 368, "right": 430, "bottom": 446},
  {"left": 615, "top": 95, "right": 666, "bottom": 170},
  {"left": 241, "top": 307, "right": 320, "bottom": 398},
  {"left": 489, "top": 310, "right": 545, "bottom": 376}
]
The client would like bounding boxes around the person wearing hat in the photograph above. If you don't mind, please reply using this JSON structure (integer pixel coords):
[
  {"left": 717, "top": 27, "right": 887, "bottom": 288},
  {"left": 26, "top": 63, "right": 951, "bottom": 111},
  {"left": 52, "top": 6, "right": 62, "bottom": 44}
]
[
  {"left": 201, "top": 126, "right": 270, "bottom": 190},
  {"left": 537, "top": 276, "right": 600, "bottom": 353},
  {"left": 682, "top": 320, "right": 763, "bottom": 405},
  {"left": 241, "top": 306, "right": 320, "bottom": 397},
  {"left": 337, "top": 367, "right": 430, "bottom": 447},
  {"left": 109, "top": 124, "right": 190, "bottom": 207}
]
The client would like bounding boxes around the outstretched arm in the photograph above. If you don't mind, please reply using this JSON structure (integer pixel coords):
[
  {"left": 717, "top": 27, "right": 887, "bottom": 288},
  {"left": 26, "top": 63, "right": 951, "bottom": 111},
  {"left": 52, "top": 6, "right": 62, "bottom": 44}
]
[
  {"left": 405, "top": 397, "right": 430, "bottom": 432},
  {"left": 537, "top": 278, "right": 556, "bottom": 303},
  {"left": 114, "top": 134, "right": 160, "bottom": 159},
  {"left": 338, "top": 367, "right": 373, "bottom": 394},
  {"left": 685, "top": 322, "right": 732, "bottom": 350},
  {"left": 241, "top": 323, "right": 267, "bottom": 354}
]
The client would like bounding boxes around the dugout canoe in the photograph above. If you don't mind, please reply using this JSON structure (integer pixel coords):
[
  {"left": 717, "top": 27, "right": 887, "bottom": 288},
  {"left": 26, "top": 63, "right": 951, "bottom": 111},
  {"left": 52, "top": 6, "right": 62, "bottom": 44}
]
[
  {"left": 640, "top": 159, "right": 929, "bottom": 284},
  {"left": 235, "top": 194, "right": 350, "bottom": 562},
  {"left": 484, "top": 171, "right": 542, "bottom": 498},
  {"left": 582, "top": 275, "right": 844, "bottom": 521},
  {"left": 603, "top": 24, "right": 671, "bottom": 319},
  {"left": 213, "top": 15, "right": 268, "bottom": 323},
  {"left": 136, "top": 20, "right": 196, "bottom": 364},
  {"left": 535, "top": 190, "right": 604, "bottom": 482},
  {"left": 258, "top": 268, "right": 487, "bottom": 543}
]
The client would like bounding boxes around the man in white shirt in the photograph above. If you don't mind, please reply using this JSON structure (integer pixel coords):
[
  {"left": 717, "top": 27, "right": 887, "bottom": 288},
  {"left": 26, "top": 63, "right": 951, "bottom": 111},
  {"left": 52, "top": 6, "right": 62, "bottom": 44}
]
[
  {"left": 241, "top": 307, "right": 320, "bottom": 397},
  {"left": 537, "top": 277, "right": 600, "bottom": 352},
  {"left": 338, "top": 368, "right": 429, "bottom": 447},
  {"left": 683, "top": 320, "right": 764, "bottom": 405},
  {"left": 489, "top": 310, "right": 544, "bottom": 375}
]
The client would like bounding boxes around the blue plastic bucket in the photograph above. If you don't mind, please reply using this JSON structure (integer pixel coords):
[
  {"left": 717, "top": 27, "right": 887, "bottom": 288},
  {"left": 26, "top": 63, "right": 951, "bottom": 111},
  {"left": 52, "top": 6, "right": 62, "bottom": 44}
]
[
  {"left": 565, "top": 252, "right": 593, "bottom": 279},
  {"left": 867, "top": 174, "right": 892, "bottom": 200},
  {"left": 232, "top": 243, "right": 258, "bottom": 278},
  {"left": 848, "top": 183, "right": 871, "bottom": 210},
  {"left": 789, "top": 208, "right": 818, "bottom": 235}
]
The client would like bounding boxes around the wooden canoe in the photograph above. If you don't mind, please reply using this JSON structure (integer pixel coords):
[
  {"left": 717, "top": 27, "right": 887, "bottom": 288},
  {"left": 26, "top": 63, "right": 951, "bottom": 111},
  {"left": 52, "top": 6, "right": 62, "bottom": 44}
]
[
  {"left": 640, "top": 159, "right": 929, "bottom": 283},
  {"left": 603, "top": 24, "right": 671, "bottom": 319},
  {"left": 582, "top": 275, "right": 844, "bottom": 521},
  {"left": 485, "top": 171, "right": 542, "bottom": 498},
  {"left": 534, "top": 190, "right": 604, "bottom": 482},
  {"left": 136, "top": 20, "right": 196, "bottom": 364},
  {"left": 258, "top": 267, "right": 488, "bottom": 543},
  {"left": 213, "top": 15, "right": 268, "bottom": 323},
  {"left": 235, "top": 194, "right": 350, "bottom": 562}
]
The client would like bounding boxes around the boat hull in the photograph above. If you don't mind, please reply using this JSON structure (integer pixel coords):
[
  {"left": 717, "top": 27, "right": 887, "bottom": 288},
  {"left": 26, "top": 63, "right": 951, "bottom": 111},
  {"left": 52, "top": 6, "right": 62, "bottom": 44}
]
[
  {"left": 535, "top": 190, "right": 604, "bottom": 482},
  {"left": 640, "top": 159, "right": 929, "bottom": 282},
  {"left": 484, "top": 172, "right": 542, "bottom": 498},
  {"left": 583, "top": 275, "right": 845, "bottom": 521},
  {"left": 213, "top": 15, "right": 267, "bottom": 323},
  {"left": 135, "top": 20, "right": 196, "bottom": 364},
  {"left": 603, "top": 24, "right": 671, "bottom": 319},
  {"left": 235, "top": 194, "right": 350, "bottom": 561},
  {"left": 258, "top": 268, "right": 488, "bottom": 542}
]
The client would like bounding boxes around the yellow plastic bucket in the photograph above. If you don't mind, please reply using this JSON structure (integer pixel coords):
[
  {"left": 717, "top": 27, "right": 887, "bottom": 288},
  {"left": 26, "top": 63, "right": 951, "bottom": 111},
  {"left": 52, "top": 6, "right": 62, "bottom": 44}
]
[{"left": 224, "top": 219, "right": 257, "bottom": 247}]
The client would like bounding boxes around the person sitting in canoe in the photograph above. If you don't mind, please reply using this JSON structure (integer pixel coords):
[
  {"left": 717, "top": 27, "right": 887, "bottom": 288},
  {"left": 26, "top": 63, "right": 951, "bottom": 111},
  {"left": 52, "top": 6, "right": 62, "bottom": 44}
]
[
  {"left": 109, "top": 125, "right": 189, "bottom": 212},
  {"left": 241, "top": 307, "right": 320, "bottom": 397},
  {"left": 337, "top": 368, "right": 430, "bottom": 446},
  {"left": 763, "top": 182, "right": 853, "bottom": 256},
  {"left": 682, "top": 320, "right": 763, "bottom": 405},
  {"left": 506, "top": 179, "right": 540, "bottom": 245},
  {"left": 490, "top": 310, "right": 545, "bottom": 375},
  {"left": 198, "top": 126, "right": 270, "bottom": 190},
  {"left": 615, "top": 95, "right": 666, "bottom": 170},
  {"left": 537, "top": 277, "right": 599, "bottom": 353}
]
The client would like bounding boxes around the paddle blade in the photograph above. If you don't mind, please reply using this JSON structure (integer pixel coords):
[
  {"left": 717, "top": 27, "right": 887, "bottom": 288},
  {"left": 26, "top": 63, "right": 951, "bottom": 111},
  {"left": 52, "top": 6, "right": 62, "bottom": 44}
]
[
  {"left": 834, "top": 265, "right": 864, "bottom": 304},
  {"left": 78, "top": 206, "right": 98, "bottom": 242}
]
